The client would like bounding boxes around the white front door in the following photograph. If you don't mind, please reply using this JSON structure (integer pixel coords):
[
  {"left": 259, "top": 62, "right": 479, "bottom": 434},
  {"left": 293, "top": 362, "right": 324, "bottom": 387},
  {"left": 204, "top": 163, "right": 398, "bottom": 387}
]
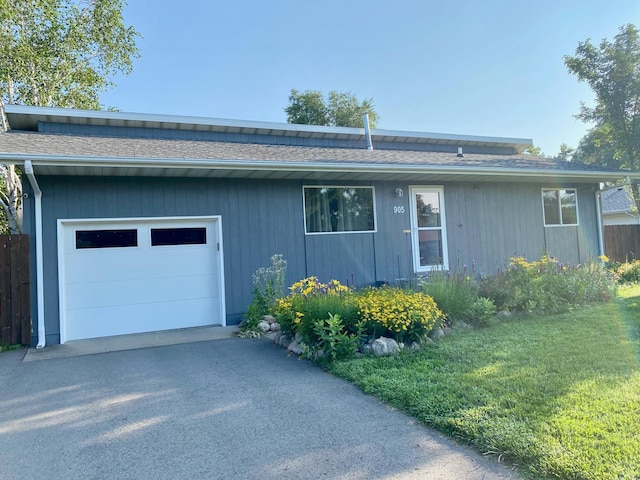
[
  {"left": 58, "top": 216, "right": 226, "bottom": 343},
  {"left": 409, "top": 186, "right": 449, "bottom": 272}
]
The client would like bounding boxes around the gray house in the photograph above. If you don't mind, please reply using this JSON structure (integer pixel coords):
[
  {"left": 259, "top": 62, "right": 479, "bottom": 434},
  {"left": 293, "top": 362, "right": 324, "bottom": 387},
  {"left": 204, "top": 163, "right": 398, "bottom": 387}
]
[{"left": 2, "top": 105, "right": 638, "bottom": 347}]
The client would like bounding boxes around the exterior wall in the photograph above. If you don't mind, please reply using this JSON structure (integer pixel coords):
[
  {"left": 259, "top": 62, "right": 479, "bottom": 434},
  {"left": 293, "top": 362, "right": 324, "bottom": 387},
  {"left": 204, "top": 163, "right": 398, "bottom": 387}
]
[
  {"left": 603, "top": 212, "right": 640, "bottom": 225},
  {"left": 38, "top": 121, "right": 518, "bottom": 155},
  {"left": 28, "top": 176, "right": 602, "bottom": 345}
]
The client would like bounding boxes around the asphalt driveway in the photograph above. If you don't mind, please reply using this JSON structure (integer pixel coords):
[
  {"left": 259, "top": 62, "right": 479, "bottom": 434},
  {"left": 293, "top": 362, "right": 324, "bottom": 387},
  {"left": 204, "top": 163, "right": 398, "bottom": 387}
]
[{"left": 0, "top": 337, "right": 519, "bottom": 479}]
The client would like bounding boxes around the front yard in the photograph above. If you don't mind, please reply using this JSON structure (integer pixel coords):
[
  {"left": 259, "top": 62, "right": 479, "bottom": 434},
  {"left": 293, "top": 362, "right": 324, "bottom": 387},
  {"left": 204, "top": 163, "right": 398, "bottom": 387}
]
[{"left": 328, "top": 285, "right": 640, "bottom": 480}]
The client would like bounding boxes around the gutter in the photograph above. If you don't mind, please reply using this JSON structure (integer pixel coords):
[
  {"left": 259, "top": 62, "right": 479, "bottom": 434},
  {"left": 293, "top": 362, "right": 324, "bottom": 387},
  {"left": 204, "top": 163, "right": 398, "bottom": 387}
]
[
  {"left": 23, "top": 160, "right": 45, "bottom": 348},
  {"left": 1, "top": 153, "right": 639, "bottom": 183}
]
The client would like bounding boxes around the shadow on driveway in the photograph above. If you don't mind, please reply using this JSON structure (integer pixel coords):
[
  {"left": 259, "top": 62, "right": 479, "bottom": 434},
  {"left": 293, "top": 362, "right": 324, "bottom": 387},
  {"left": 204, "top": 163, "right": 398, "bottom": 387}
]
[{"left": 0, "top": 338, "right": 520, "bottom": 479}]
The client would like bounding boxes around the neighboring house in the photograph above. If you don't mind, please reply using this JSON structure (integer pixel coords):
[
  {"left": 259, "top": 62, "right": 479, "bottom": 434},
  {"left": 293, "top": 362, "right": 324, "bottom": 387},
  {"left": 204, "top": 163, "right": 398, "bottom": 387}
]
[
  {"left": 601, "top": 185, "right": 640, "bottom": 225},
  {"left": 2, "top": 105, "right": 639, "bottom": 347}
]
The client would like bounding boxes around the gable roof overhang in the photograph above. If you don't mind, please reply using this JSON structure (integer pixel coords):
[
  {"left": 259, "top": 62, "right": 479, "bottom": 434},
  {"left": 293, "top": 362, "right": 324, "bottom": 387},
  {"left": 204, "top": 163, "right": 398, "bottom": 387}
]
[{"left": 1, "top": 151, "right": 637, "bottom": 185}]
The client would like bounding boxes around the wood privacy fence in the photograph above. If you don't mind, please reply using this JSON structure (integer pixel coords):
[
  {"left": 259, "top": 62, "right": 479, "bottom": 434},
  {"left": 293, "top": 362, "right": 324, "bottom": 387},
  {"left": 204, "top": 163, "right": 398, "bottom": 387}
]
[
  {"left": 0, "top": 235, "right": 31, "bottom": 345},
  {"left": 604, "top": 225, "right": 640, "bottom": 263}
]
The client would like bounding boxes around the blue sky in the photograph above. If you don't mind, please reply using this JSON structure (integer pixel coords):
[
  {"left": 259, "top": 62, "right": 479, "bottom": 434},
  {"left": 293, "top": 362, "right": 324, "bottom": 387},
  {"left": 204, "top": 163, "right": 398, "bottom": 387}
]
[{"left": 100, "top": 0, "right": 639, "bottom": 157}]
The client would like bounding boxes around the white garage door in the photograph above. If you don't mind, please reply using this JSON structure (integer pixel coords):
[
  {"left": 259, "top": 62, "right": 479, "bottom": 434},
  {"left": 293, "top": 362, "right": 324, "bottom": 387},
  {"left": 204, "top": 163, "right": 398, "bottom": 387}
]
[{"left": 58, "top": 216, "right": 225, "bottom": 343}]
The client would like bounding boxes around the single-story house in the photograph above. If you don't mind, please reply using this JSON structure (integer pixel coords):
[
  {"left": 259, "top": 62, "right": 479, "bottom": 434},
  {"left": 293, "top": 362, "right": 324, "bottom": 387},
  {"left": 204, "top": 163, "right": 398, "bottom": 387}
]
[
  {"left": 601, "top": 185, "right": 639, "bottom": 225},
  {"left": 2, "top": 105, "right": 639, "bottom": 347}
]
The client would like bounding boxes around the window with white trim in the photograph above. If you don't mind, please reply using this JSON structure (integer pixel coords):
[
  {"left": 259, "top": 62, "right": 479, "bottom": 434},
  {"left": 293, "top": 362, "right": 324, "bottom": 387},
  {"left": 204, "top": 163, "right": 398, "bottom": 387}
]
[
  {"left": 542, "top": 188, "right": 578, "bottom": 226},
  {"left": 303, "top": 186, "right": 376, "bottom": 234}
]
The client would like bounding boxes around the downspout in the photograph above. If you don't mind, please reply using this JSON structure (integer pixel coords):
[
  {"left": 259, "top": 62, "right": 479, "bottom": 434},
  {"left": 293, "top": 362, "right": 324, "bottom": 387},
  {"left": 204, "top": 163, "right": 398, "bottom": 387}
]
[
  {"left": 595, "top": 188, "right": 605, "bottom": 258},
  {"left": 23, "top": 160, "right": 45, "bottom": 348}
]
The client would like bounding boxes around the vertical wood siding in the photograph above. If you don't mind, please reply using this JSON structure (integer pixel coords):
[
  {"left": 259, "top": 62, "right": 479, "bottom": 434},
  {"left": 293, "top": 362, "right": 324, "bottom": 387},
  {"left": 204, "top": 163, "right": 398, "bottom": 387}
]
[{"left": 31, "top": 176, "right": 601, "bottom": 344}]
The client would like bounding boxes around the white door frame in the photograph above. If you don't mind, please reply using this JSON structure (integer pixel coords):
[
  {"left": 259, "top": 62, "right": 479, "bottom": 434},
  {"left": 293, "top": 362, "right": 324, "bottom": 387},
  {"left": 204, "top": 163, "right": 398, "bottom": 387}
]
[
  {"left": 57, "top": 215, "right": 226, "bottom": 343},
  {"left": 408, "top": 186, "right": 449, "bottom": 272}
]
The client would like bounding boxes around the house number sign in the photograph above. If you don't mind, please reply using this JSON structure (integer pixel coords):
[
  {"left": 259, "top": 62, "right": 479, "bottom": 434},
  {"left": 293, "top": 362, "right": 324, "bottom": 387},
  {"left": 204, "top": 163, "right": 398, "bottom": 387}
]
[{"left": 393, "top": 206, "right": 405, "bottom": 214}]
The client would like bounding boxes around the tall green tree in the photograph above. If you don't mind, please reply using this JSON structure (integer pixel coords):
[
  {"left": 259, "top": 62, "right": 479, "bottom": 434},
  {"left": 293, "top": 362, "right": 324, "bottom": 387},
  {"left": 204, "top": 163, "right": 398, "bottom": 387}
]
[
  {"left": 0, "top": 0, "right": 140, "bottom": 233},
  {"left": 554, "top": 143, "right": 575, "bottom": 161},
  {"left": 565, "top": 24, "right": 640, "bottom": 167},
  {"left": 521, "top": 144, "right": 544, "bottom": 156},
  {"left": 285, "top": 89, "right": 379, "bottom": 128},
  {"left": 0, "top": 0, "right": 140, "bottom": 109}
]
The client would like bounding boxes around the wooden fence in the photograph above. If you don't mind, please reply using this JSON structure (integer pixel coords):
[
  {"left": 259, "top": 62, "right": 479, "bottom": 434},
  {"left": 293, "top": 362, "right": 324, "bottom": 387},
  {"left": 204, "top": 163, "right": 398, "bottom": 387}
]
[
  {"left": 0, "top": 235, "right": 31, "bottom": 345},
  {"left": 604, "top": 225, "right": 640, "bottom": 263}
]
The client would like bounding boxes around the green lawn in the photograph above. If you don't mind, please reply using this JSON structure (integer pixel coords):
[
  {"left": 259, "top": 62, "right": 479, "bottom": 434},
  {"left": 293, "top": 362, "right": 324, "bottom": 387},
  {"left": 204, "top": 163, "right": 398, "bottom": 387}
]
[{"left": 329, "top": 285, "right": 640, "bottom": 480}]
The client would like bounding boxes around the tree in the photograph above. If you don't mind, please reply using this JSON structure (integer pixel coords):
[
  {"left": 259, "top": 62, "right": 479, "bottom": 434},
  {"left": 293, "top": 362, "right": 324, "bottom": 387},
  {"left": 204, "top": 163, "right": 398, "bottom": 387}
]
[
  {"left": 1, "top": 0, "right": 140, "bottom": 109},
  {"left": 521, "top": 144, "right": 544, "bottom": 156},
  {"left": 554, "top": 143, "right": 575, "bottom": 161},
  {"left": 565, "top": 23, "right": 640, "bottom": 208},
  {"left": 285, "top": 89, "right": 379, "bottom": 128},
  {"left": 572, "top": 125, "right": 619, "bottom": 167},
  {"left": 0, "top": 0, "right": 140, "bottom": 233}
]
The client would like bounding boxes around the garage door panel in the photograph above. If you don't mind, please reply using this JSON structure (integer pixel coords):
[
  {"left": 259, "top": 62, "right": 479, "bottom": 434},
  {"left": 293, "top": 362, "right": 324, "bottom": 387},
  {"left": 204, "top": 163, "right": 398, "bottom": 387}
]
[
  {"left": 65, "top": 274, "right": 218, "bottom": 309},
  {"left": 60, "top": 217, "right": 224, "bottom": 342},
  {"left": 65, "top": 297, "right": 217, "bottom": 341},
  {"left": 64, "top": 249, "right": 216, "bottom": 283}
]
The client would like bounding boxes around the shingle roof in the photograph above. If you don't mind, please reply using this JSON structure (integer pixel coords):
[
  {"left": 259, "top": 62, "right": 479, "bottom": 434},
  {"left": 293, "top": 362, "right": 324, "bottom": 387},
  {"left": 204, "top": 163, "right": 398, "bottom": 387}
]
[
  {"left": 0, "top": 130, "right": 619, "bottom": 172},
  {"left": 601, "top": 186, "right": 636, "bottom": 213}
]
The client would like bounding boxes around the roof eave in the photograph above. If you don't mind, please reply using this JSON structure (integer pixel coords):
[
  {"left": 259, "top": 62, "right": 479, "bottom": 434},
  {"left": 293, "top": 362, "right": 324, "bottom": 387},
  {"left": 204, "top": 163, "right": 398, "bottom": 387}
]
[{"left": 2, "top": 153, "right": 637, "bottom": 183}]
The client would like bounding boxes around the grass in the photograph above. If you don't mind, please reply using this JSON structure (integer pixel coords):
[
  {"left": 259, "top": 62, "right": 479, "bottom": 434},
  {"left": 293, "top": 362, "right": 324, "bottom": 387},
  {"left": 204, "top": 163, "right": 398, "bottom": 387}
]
[
  {"left": 328, "top": 285, "right": 640, "bottom": 480},
  {"left": 0, "top": 343, "right": 22, "bottom": 353}
]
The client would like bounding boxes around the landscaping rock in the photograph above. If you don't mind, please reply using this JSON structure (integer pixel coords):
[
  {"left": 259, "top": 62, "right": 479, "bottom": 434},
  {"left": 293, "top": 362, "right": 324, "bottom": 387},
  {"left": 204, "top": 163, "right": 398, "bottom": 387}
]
[
  {"left": 269, "top": 322, "right": 280, "bottom": 332},
  {"left": 262, "top": 314, "right": 276, "bottom": 323},
  {"left": 294, "top": 332, "right": 303, "bottom": 343},
  {"left": 407, "top": 341, "right": 421, "bottom": 352},
  {"left": 278, "top": 334, "right": 291, "bottom": 348},
  {"left": 430, "top": 328, "right": 445, "bottom": 340},
  {"left": 287, "top": 340, "right": 304, "bottom": 355},
  {"left": 263, "top": 331, "right": 278, "bottom": 341},
  {"left": 497, "top": 310, "right": 512, "bottom": 319},
  {"left": 257, "top": 321, "right": 271, "bottom": 332},
  {"left": 371, "top": 337, "right": 400, "bottom": 357}
]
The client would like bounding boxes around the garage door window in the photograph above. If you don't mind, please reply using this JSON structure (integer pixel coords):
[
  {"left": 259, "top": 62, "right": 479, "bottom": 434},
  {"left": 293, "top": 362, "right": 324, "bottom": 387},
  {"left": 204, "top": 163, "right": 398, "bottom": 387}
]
[
  {"left": 76, "top": 229, "right": 138, "bottom": 249},
  {"left": 151, "top": 227, "right": 207, "bottom": 246}
]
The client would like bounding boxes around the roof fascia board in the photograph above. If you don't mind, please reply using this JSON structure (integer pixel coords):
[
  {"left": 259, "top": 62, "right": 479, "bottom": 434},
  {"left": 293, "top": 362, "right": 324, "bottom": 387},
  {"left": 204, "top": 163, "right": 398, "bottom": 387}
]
[{"left": 3, "top": 153, "right": 639, "bottom": 181}]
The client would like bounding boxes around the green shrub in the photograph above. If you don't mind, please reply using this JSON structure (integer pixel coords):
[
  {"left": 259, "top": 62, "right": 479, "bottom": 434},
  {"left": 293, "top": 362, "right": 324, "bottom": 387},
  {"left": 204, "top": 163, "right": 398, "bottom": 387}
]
[
  {"left": 243, "top": 254, "right": 287, "bottom": 330},
  {"left": 308, "top": 313, "right": 362, "bottom": 362},
  {"left": 354, "top": 287, "right": 444, "bottom": 342},
  {"left": 274, "top": 276, "right": 356, "bottom": 344},
  {"left": 468, "top": 297, "right": 497, "bottom": 327},
  {"left": 617, "top": 260, "right": 640, "bottom": 284},
  {"left": 479, "top": 255, "right": 616, "bottom": 314},
  {"left": 420, "top": 269, "right": 478, "bottom": 323}
]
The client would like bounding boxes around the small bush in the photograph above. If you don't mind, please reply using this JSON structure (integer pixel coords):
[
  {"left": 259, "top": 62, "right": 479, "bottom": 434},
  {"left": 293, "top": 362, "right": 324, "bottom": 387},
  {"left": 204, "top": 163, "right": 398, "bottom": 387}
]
[
  {"left": 274, "top": 277, "right": 356, "bottom": 344},
  {"left": 420, "top": 269, "right": 478, "bottom": 323},
  {"left": 308, "top": 313, "right": 362, "bottom": 362},
  {"left": 355, "top": 287, "right": 444, "bottom": 342},
  {"left": 243, "top": 254, "right": 288, "bottom": 331},
  {"left": 479, "top": 255, "right": 616, "bottom": 314},
  {"left": 468, "top": 297, "right": 497, "bottom": 327},
  {"left": 616, "top": 260, "right": 640, "bottom": 284}
]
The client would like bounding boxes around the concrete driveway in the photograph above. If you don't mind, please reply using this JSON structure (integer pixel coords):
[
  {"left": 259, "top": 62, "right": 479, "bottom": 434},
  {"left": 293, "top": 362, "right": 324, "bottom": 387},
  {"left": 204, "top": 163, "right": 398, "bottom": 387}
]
[{"left": 0, "top": 336, "right": 520, "bottom": 480}]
